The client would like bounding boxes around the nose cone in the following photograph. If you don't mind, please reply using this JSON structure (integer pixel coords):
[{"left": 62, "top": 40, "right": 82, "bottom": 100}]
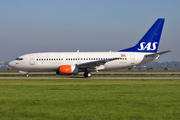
[{"left": 8, "top": 61, "right": 16, "bottom": 68}]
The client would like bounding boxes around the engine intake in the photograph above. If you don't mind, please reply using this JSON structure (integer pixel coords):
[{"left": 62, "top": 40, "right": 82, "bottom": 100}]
[{"left": 57, "top": 65, "right": 78, "bottom": 75}]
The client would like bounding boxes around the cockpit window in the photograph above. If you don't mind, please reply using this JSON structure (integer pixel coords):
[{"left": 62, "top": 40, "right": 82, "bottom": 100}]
[{"left": 15, "top": 58, "right": 23, "bottom": 61}]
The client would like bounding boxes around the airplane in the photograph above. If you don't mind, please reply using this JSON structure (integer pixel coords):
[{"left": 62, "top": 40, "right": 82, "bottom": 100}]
[{"left": 8, "top": 18, "right": 171, "bottom": 77}]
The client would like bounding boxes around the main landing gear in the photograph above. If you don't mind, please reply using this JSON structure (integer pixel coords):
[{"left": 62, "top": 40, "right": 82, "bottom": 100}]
[{"left": 84, "top": 71, "right": 92, "bottom": 78}]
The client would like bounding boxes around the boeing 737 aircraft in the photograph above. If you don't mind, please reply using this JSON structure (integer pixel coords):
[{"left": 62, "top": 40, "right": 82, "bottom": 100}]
[{"left": 8, "top": 18, "right": 171, "bottom": 77}]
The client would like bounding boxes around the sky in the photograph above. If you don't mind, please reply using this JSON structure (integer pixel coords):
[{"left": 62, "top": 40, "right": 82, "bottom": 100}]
[{"left": 0, "top": 0, "right": 180, "bottom": 62}]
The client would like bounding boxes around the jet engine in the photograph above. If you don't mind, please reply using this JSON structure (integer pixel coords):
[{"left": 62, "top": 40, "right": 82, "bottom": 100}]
[{"left": 56, "top": 65, "right": 78, "bottom": 75}]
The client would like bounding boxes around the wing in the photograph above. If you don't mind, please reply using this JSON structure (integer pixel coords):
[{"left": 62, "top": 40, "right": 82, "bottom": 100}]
[{"left": 77, "top": 58, "right": 118, "bottom": 71}]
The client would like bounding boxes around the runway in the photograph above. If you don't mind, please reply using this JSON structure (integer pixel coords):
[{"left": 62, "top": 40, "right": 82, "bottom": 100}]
[
  {"left": 0, "top": 77, "right": 180, "bottom": 79},
  {"left": 1, "top": 72, "right": 180, "bottom": 75}
]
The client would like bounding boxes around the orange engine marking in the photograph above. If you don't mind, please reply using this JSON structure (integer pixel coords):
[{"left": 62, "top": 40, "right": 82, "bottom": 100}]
[{"left": 60, "top": 65, "right": 72, "bottom": 75}]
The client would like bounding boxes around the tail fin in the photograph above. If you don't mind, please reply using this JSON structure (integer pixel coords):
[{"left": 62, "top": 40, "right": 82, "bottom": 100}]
[{"left": 119, "top": 18, "right": 165, "bottom": 53}]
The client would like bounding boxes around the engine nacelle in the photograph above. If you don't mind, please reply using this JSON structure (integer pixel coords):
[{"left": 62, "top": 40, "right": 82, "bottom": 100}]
[{"left": 57, "top": 65, "right": 78, "bottom": 75}]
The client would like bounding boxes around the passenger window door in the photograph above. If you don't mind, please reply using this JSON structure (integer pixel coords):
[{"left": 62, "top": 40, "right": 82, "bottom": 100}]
[{"left": 30, "top": 55, "right": 35, "bottom": 65}]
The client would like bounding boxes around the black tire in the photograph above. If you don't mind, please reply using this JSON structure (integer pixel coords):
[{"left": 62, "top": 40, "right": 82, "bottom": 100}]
[
  {"left": 87, "top": 72, "right": 92, "bottom": 77},
  {"left": 84, "top": 72, "right": 92, "bottom": 78},
  {"left": 84, "top": 73, "right": 87, "bottom": 77},
  {"left": 26, "top": 74, "right": 29, "bottom": 77}
]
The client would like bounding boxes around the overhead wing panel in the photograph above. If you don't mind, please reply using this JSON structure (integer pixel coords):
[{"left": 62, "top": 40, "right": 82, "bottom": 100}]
[{"left": 77, "top": 58, "right": 118, "bottom": 69}]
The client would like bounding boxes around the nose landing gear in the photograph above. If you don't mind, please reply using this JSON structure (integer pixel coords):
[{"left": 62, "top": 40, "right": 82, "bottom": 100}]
[{"left": 26, "top": 74, "right": 29, "bottom": 77}]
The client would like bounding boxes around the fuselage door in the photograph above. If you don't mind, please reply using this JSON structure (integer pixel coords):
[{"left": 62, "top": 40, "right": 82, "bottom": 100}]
[
  {"left": 30, "top": 55, "right": 35, "bottom": 65},
  {"left": 131, "top": 54, "right": 135, "bottom": 64}
]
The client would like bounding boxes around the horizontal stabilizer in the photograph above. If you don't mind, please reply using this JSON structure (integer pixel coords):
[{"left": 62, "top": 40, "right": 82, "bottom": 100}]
[{"left": 145, "top": 50, "right": 172, "bottom": 57}]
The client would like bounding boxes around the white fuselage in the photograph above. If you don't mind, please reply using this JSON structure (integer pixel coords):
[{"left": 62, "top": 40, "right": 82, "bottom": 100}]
[{"left": 9, "top": 52, "right": 158, "bottom": 72}]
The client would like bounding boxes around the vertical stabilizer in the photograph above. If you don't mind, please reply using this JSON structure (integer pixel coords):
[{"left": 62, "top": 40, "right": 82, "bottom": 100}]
[{"left": 119, "top": 18, "right": 165, "bottom": 53}]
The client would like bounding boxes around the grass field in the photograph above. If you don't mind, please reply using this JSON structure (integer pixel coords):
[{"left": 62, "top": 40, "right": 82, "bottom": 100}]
[{"left": 0, "top": 79, "right": 180, "bottom": 120}]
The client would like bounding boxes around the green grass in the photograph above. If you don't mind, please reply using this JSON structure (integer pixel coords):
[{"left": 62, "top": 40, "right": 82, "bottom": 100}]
[{"left": 0, "top": 79, "right": 180, "bottom": 120}]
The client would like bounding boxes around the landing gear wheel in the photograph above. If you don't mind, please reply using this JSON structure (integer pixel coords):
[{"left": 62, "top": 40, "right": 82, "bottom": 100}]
[
  {"left": 84, "top": 72, "right": 92, "bottom": 78},
  {"left": 26, "top": 74, "right": 29, "bottom": 77},
  {"left": 87, "top": 72, "right": 92, "bottom": 77},
  {"left": 84, "top": 73, "right": 87, "bottom": 77}
]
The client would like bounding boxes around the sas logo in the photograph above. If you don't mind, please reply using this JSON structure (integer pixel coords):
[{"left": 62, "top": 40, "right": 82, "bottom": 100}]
[{"left": 138, "top": 42, "right": 158, "bottom": 51}]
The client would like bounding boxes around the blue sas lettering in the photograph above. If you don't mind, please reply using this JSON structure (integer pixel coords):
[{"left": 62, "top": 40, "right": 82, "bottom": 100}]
[{"left": 138, "top": 42, "right": 158, "bottom": 51}]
